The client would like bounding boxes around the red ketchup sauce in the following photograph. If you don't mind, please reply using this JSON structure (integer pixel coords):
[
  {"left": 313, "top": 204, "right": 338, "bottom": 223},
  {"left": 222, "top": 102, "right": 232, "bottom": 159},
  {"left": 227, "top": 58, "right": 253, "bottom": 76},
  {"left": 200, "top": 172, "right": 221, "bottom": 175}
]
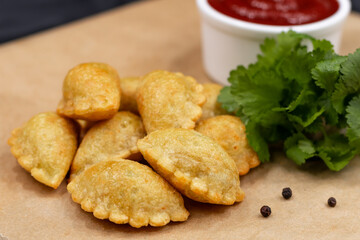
[{"left": 208, "top": 0, "right": 339, "bottom": 26}]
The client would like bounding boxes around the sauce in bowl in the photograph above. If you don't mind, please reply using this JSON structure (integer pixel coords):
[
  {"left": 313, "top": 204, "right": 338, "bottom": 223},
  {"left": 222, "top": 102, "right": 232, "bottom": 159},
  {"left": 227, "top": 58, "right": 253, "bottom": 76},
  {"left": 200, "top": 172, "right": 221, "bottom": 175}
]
[{"left": 208, "top": 0, "right": 339, "bottom": 26}]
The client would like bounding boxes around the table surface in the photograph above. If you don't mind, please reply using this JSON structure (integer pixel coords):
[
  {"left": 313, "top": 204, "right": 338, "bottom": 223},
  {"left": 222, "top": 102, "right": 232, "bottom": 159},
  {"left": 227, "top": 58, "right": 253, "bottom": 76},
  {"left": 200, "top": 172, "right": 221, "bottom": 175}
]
[{"left": 1, "top": 0, "right": 360, "bottom": 239}]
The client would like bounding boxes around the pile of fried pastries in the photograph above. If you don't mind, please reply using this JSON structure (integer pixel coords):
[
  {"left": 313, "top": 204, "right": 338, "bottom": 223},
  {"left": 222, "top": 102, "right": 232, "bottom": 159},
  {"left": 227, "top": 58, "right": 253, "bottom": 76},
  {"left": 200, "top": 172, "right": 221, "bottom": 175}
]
[{"left": 8, "top": 63, "right": 260, "bottom": 228}]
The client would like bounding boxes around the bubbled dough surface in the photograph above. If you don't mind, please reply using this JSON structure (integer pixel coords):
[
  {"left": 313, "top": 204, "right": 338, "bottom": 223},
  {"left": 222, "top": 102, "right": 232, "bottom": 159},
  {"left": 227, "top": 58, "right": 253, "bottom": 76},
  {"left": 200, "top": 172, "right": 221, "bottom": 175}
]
[
  {"left": 7, "top": 112, "right": 78, "bottom": 189},
  {"left": 199, "top": 83, "right": 227, "bottom": 121},
  {"left": 67, "top": 159, "right": 189, "bottom": 228},
  {"left": 137, "top": 70, "right": 206, "bottom": 133},
  {"left": 57, "top": 63, "right": 121, "bottom": 121},
  {"left": 70, "top": 111, "right": 145, "bottom": 181},
  {"left": 137, "top": 128, "right": 244, "bottom": 205},
  {"left": 196, "top": 115, "right": 260, "bottom": 176}
]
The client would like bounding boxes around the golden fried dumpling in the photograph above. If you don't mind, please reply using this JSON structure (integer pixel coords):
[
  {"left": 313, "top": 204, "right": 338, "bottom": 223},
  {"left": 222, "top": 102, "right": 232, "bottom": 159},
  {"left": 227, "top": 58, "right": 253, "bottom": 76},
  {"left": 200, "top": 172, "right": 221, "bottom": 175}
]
[
  {"left": 57, "top": 63, "right": 121, "bottom": 121},
  {"left": 76, "top": 119, "right": 96, "bottom": 140},
  {"left": 70, "top": 111, "right": 145, "bottom": 180},
  {"left": 67, "top": 158, "right": 189, "bottom": 228},
  {"left": 195, "top": 115, "right": 260, "bottom": 175},
  {"left": 119, "top": 77, "right": 142, "bottom": 113},
  {"left": 8, "top": 112, "right": 78, "bottom": 189},
  {"left": 137, "top": 128, "right": 244, "bottom": 205},
  {"left": 199, "top": 83, "right": 227, "bottom": 121},
  {"left": 137, "top": 70, "right": 205, "bottom": 133}
]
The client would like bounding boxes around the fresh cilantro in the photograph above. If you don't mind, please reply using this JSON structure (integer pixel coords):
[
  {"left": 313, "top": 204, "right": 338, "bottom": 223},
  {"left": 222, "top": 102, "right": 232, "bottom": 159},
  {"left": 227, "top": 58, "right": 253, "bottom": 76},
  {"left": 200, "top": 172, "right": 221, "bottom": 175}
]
[
  {"left": 332, "top": 49, "right": 360, "bottom": 113},
  {"left": 284, "top": 133, "right": 315, "bottom": 165},
  {"left": 245, "top": 120, "right": 270, "bottom": 162},
  {"left": 312, "top": 39, "right": 334, "bottom": 53},
  {"left": 218, "top": 86, "right": 240, "bottom": 113},
  {"left": 346, "top": 95, "right": 360, "bottom": 139},
  {"left": 218, "top": 31, "right": 360, "bottom": 171},
  {"left": 312, "top": 56, "right": 347, "bottom": 93},
  {"left": 316, "top": 133, "right": 357, "bottom": 171}
]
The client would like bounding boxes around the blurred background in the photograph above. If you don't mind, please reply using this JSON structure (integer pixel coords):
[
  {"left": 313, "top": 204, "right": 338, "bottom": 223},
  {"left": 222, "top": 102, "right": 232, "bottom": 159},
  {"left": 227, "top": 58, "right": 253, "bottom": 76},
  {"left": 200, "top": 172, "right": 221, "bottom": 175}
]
[
  {"left": 0, "top": 0, "right": 140, "bottom": 44},
  {"left": 0, "top": 0, "right": 359, "bottom": 44}
]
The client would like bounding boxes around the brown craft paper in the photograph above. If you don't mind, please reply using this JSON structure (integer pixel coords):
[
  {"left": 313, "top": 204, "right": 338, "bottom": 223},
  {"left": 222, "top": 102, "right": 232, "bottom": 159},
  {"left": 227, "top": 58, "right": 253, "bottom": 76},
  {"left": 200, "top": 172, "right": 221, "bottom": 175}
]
[{"left": 1, "top": 0, "right": 360, "bottom": 239}]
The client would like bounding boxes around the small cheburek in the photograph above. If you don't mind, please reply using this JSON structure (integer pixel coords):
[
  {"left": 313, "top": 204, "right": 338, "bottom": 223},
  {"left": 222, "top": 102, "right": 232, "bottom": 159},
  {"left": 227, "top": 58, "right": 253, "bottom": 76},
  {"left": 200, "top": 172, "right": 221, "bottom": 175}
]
[
  {"left": 119, "top": 76, "right": 142, "bottom": 113},
  {"left": 67, "top": 159, "right": 189, "bottom": 228},
  {"left": 137, "top": 70, "right": 205, "bottom": 133},
  {"left": 70, "top": 111, "right": 145, "bottom": 181},
  {"left": 199, "top": 83, "right": 227, "bottom": 121},
  {"left": 57, "top": 63, "right": 121, "bottom": 121},
  {"left": 196, "top": 115, "right": 260, "bottom": 175},
  {"left": 76, "top": 119, "right": 96, "bottom": 140},
  {"left": 8, "top": 112, "right": 78, "bottom": 189},
  {"left": 137, "top": 128, "right": 244, "bottom": 205}
]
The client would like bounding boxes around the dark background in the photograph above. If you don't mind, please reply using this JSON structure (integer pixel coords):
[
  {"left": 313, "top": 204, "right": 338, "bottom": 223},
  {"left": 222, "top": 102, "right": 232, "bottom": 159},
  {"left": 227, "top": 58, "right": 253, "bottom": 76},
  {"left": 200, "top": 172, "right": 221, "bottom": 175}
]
[
  {"left": 0, "top": 0, "right": 359, "bottom": 44},
  {"left": 0, "top": 0, "right": 140, "bottom": 44}
]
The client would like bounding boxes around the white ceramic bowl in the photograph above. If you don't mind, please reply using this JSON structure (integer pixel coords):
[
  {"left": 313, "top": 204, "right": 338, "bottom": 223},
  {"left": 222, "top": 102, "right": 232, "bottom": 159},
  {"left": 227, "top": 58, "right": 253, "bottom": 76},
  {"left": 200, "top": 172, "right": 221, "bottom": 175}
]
[{"left": 196, "top": 0, "right": 351, "bottom": 85}]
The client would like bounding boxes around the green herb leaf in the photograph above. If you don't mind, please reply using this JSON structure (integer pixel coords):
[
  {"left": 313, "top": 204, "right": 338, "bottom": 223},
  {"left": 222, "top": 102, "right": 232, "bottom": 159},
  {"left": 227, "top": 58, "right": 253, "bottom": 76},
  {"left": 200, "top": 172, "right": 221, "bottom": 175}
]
[
  {"left": 217, "top": 86, "right": 240, "bottom": 113},
  {"left": 245, "top": 120, "right": 270, "bottom": 162},
  {"left": 284, "top": 133, "right": 316, "bottom": 165},
  {"left": 332, "top": 49, "right": 360, "bottom": 113},
  {"left": 258, "top": 31, "right": 309, "bottom": 67},
  {"left": 311, "top": 39, "right": 334, "bottom": 53},
  {"left": 312, "top": 56, "right": 347, "bottom": 93},
  {"left": 218, "top": 31, "right": 360, "bottom": 171},
  {"left": 280, "top": 47, "right": 313, "bottom": 85},
  {"left": 316, "top": 134, "right": 357, "bottom": 171},
  {"left": 346, "top": 95, "right": 360, "bottom": 139}
]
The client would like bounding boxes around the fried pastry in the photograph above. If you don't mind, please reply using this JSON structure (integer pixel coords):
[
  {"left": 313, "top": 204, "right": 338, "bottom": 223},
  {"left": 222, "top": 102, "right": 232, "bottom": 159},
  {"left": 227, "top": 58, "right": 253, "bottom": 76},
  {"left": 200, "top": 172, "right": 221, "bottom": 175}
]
[
  {"left": 70, "top": 111, "right": 145, "bottom": 181},
  {"left": 76, "top": 119, "right": 96, "bottom": 140},
  {"left": 8, "top": 112, "right": 78, "bottom": 189},
  {"left": 199, "top": 83, "right": 227, "bottom": 121},
  {"left": 195, "top": 115, "right": 260, "bottom": 175},
  {"left": 137, "top": 128, "right": 244, "bottom": 205},
  {"left": 57, "top": 63, "right": 121, "bottom": 121},
  {"left": 119, "top": 76, "right": 142, "bottom": 113},
  {"left": 67, "top": 158, "right": 189, "bottom": 228},
  {"left": 137, "top": 70, "right": 205, "bottom": 133}
]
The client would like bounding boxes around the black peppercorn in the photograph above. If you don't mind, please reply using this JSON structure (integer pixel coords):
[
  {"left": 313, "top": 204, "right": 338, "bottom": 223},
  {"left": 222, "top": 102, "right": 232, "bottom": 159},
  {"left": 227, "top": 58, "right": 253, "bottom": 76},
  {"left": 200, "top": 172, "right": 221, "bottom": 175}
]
[
  {"left": 282, "top": 187, "right": 292, "bottom": 199},
  {"left": 260, "top": 205, "right": 271, "bottom": 217},
  {"left": 328, "top": 197, "right": 336, "bottom": 207}
]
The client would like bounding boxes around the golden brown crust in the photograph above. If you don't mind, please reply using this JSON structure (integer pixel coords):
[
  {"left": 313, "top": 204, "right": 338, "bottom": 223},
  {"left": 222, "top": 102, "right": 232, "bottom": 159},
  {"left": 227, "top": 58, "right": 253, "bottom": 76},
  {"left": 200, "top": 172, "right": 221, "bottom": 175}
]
[
  {"left": 67, "top": 159, "right": 189, "bottom": 228},
  {"left": 57, "top": 63, "right": 121, "bottom": 121},
  {"left": 70, "top": 111, "right": 145, "bottom": 181},
  {"left": 76, "top": 119, "right": 96, "bottom": 140},
  {"left": 137, "top": 128, "right": 244, "bottom": 205},
  {"left": 199, "top": 83, "right": 227, "bottom": 121},
  {"left": 137, "top": 70, "right": 206, "bottom": 133},
  {"left": 119, "top": 76, "right": 142, "bottom": 113},
  {"left": 8, "top": 112, "right": 78, "bottom": 189},
  {"left": 195, "top": 115, "right": 260, "bottom": 175}
]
